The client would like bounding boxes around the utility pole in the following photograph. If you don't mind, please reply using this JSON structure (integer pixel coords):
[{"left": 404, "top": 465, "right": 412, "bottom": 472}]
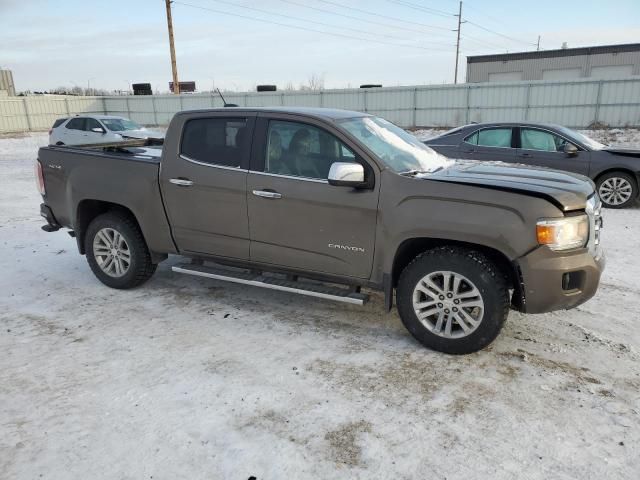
[
  {"left": 453, "top": 1, "right": 463, "bottom": 84},
  {"left": 165, "top": 0, "right": 180, "bottom": 94},
  {"left": 537, "top": 35, "right": 541, "bottom": 51}
]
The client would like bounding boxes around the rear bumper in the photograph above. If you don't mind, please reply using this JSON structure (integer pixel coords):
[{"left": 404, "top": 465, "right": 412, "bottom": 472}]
[
  {"left": 40, "top": 203, "right": 61, "bottom": 232},
  {"left": 515, "top": 246, "right": 605, "bottom": 314}
]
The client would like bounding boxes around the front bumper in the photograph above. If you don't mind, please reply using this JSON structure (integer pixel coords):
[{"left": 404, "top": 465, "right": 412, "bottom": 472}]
[
  {"left": 40, "top": 203, "right": 61, "bottom": 232},
  {"left": 515, "top": 246, "right": 605, "bottom": 314}
]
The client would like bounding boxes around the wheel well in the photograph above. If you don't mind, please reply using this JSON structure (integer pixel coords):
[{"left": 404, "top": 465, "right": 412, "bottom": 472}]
[
  {"left": 391, "top": 238, "right": 516, "bottom": 290},
  {"left": 75, "top": 200, "right": 140, "bottom": 254},
  {"left": 594, "top": 168, "right": 639, "bottom": 188}
]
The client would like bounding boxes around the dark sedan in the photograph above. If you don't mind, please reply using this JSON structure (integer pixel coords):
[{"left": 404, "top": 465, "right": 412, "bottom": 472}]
[{"left": 424, "top": 122, "right": 640, "bottom": 208}]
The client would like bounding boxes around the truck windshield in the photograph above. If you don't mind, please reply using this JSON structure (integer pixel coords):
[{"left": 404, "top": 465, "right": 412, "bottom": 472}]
[
  {"left": 101, "top": 118, "right": 142, "bottom": 132},
  {"left": 338, "top": 116, "right": 454, "bottom": 173}
]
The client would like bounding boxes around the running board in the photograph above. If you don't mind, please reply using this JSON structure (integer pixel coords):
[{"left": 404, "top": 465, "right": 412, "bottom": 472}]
[{"left": 172, "top": 263, "right": 368, "bottom": 305}]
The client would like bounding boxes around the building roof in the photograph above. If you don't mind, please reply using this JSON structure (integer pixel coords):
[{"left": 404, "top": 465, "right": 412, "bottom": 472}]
[{"left": 467, "top": 43, "right": 640, "bottom": 64}]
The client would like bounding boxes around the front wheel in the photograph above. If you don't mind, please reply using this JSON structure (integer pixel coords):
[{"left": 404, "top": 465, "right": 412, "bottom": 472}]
[
  {"left": 596, "top": 171, "right": 637, "bottom": 209},
  {"left": 85, "top": 211, "right": 156, "bottom": 289},
  {"left": 397, "top": 247, "right": 509, "bottom": 354}
]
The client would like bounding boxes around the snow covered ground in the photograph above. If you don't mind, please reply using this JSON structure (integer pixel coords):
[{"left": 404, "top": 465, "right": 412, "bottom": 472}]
[{"left": 1, "top": 132, "right": 639, "bottom": 480}]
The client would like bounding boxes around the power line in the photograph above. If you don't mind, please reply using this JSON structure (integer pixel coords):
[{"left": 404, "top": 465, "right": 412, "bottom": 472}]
[
  {"left": 203, "top": 0, "right": 405, "bottom": 41},
  {"left": 465, "top": 20, "right": 537, "bottom": 47},
  {"left": 387, "top": 0, "right": 455, "bottom": 19},
  {"left": 278, "top": 0, "right": 454, "bottom": 43},
  {"left": 315, "top": 0, "right": 454, "bottom": 33},
  {"left": 460, "top": 33, "right": 506, "bottom": 50},
  {"left": 173, "top": 1, "right": 455, "bottom": 51}
]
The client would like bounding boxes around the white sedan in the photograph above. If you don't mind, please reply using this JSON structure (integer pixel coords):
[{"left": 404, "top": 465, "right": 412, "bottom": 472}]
[{"left": 49, "top": 115, "right": 164, "bottom": 146}]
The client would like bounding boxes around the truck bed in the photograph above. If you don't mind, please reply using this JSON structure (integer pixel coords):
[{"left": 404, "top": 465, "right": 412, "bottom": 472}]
[{"left": 38, "top": 144, "right": 176, "bottom": 256}]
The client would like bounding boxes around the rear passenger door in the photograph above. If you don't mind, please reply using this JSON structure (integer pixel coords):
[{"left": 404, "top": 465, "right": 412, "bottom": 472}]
[
  {"left": 516, "top": 127, "right": 589, "bottom": 175},
  {"left": 62, "top": 117, "right": 87, "bottom": 144},
  {"left": 459, "top": 127, "right": 517, "bottom": 163},
  {"left": 160, "top": 112, "right": 256, "bottom": 259}
]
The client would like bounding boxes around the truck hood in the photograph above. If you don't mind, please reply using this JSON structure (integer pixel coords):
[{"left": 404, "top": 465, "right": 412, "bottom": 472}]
[{"left": 425, "top": 161, "right": 595, "bottom": 211}]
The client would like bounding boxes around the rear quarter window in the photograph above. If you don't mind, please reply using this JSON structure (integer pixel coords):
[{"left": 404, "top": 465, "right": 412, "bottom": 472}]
[{"left": 52, "top": 118, "right": 68, "bottom": 128}]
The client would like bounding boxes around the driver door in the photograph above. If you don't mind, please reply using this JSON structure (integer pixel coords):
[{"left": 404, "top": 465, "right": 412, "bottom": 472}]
[
  {"left": 246, "top": 115, "right": 380, "bottom": 279},
  {"left": 516, "top": 127, "right": 589, "bottom": 175}
]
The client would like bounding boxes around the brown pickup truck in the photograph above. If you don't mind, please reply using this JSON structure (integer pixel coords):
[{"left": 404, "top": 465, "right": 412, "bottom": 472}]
[{"left": 36, "top": 107, "right": 605, "bottom": 354}]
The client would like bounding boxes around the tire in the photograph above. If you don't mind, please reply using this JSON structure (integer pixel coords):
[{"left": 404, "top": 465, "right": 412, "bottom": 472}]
[
  {"left": 55, "top": 141, "right": 64, "bottom": 146},
  {"left": 84, "top": 211, "right": 156, "bottom": 289},
  {"left": 596, "top": 171, "right": 637, "bottom": 209},
  {"left": 396, "top": 246, "right": 509, "bottom": 354}
]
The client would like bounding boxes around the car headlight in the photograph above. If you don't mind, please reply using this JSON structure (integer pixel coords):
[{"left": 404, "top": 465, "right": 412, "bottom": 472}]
[{"left": 536, "top": 215, "right": 589, "bottom": 251}]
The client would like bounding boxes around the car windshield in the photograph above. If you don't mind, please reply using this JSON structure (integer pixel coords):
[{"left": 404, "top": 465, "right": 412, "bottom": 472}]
[
  {"left": 555, "top": 125, "right": 607, "bottom": 150},
  {"left": 338, "top": 116, "right": 454, "bottom": 173},
  {"left": 101, "top": 118, "right": 142, "bottom": 132}
]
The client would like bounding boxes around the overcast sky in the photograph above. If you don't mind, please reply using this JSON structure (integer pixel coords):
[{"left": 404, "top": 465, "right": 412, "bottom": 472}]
[{"left": 2, "top": 0, "right": 639, "bottom": 93}]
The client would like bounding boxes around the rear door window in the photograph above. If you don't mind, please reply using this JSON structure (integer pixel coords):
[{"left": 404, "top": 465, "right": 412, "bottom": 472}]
[
  {"left": 180, "top": 117, "right": 249, "bottom": 168},
  {"left": 465, "top": 128, "right": 512, "bottom": 148},
  {"left": 65, "top": 118, "right": 86, "bottom": 130}
]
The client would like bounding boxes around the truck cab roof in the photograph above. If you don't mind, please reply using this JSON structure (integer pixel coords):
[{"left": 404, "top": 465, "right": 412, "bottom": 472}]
[{"left": 175, "top": 106, "right": 370, "bottom": 122}]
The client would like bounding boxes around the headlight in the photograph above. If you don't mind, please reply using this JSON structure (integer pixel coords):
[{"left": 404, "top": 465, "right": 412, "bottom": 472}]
[{"left": 536, "top": 215, "right": 589, "bottom": 251}]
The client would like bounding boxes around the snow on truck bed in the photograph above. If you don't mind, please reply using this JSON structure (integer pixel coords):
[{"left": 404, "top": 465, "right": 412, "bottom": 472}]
[{"left": 1, "top": 132, "right": 640, "bottom": 479}]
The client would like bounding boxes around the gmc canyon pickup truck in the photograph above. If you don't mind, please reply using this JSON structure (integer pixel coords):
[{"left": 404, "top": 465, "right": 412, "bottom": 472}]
[{"left": 36, "top": 107, "right": 605, "bottom": 354}]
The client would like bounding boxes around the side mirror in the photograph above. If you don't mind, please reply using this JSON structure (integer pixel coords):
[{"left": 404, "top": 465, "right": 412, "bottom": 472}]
[
  {"left": 328, "top": 162, "right": 365, "bottom": 187},
  {"left": 564, "top": 143, "right": 578, "bottom": 156},
  {"left": 91, "top": 127, "right": 106, "bottom": 134}
]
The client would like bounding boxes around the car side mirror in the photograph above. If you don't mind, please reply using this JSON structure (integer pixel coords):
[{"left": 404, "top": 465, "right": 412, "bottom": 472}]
[
  {"left": 328, "top": 162, "right": 366, "bottom": 187},
  {"left": 564, "top": 143, "right": 578, "bottom": 156},
  {"left": 91, "top": 127, "right": 106, "bottom": 134}
]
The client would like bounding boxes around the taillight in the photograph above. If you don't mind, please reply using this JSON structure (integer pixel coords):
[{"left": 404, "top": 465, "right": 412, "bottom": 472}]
[
  {"left": 48, "top": 129, "right": 53, "bottom": 135},
  {"left": 35, "top": 160, "right": 45, "bottom": 195}
]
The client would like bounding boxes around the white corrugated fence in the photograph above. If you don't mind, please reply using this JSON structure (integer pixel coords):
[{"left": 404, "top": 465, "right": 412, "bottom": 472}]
[{"left": 1, "top": 77, "right": 639, "bottom": 133}]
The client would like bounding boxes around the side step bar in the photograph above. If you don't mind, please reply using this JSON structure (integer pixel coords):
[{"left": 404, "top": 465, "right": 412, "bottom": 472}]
[{"left": 172, "top": 263, "right": 368, "bottom": 305}]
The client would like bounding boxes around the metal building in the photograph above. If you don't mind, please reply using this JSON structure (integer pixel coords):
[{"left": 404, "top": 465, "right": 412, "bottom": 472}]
[
  {"left": 0, "top": 69, "right": 16, "bottom": 96},
  {"left": 466, "top": 43, "right": 640, "bottom": 83}
]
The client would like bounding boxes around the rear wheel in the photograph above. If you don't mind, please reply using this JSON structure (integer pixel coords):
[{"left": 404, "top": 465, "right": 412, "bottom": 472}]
[
  {"left": 596, "top": 171, "right": 637, "bottom": 209},
  {"left": 397, "top": 247, "right": 509, "bottom": 354},
  {"left": 85, "top": 211, "right": 156, "bottom": 289}
]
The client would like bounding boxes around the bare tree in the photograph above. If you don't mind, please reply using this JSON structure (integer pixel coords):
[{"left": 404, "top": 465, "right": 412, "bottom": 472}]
[{"left": 300, "top": 73, "right": 325, "bottom": 91}]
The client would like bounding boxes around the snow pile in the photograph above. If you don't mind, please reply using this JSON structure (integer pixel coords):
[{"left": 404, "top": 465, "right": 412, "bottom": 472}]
[{"left": 1, "top": 133, "right": 639, "bottom": 479}]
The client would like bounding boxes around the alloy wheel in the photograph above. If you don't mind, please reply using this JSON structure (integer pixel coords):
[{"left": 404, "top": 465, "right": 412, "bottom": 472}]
[
  {"left": 412, "top": 271, "right": 485, "bottom": 339},
  {"left": 93, "top": 227, "right": 131, "bottom": 278},
  {"left": 599, "top": 177, "right": 633, "bottom": 206}
]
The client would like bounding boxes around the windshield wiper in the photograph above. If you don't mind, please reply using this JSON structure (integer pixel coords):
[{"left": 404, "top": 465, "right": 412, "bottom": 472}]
[{"left": 399, "top": 169, "right": 425, "bottom": 176}]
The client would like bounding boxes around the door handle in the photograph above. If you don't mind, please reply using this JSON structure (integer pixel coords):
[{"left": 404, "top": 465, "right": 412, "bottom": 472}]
[
  {"left": 170, "top": 178, "right": 194, "bottom": 187},
  {"left": 520, "top": 153, "right": 532, "bottom": 158},
  {"left": 252, "top": 189, "right": 282, "bottom": 199}
]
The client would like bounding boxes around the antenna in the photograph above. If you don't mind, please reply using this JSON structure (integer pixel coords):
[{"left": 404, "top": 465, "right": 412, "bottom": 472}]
[{"left": 216, "top": 88, "right": 238, "bottom": 107}]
